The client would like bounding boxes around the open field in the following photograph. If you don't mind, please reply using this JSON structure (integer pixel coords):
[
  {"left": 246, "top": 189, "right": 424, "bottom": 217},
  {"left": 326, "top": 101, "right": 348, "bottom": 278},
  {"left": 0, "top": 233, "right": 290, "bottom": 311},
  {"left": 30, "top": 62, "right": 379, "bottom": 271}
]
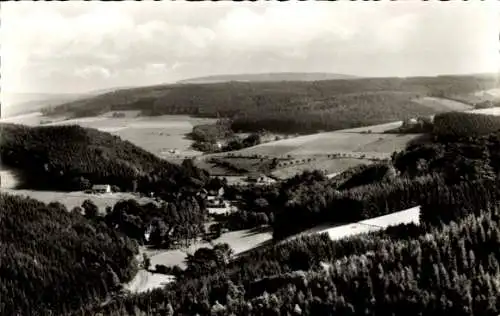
[
  {"left": 125, "top": 270, "right": 175, "bottom": 294},
  {"left": 224, "top": 132, "right": 420, "bottom": 157},
  {"left": 0, "top": 111, "right": 217, "bottom": 159},
  {"left": 412, "top": 96, "right": 474, "bottom": 112},
  {"left": 271, "top": 157, "right": 373, "bottom": 180},
  {"left": 142, "top": 228, "right": 273, "bottom": 269},
  {"left": 469, "top": 106, "right": 500, "bottom": 116},
  {"left": 197, "top": 119, "right": 421, "bottom": 178},
  {"left": 1, "top": 189, "right": 156, "bottom": 213},
  {"left": 292, "top": 206, "right": 421, "bottom": 242}
]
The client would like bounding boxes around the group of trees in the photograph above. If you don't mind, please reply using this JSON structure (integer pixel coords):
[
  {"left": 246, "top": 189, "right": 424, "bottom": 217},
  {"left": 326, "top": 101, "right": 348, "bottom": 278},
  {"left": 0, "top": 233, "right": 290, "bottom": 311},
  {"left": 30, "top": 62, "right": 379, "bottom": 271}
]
[
  {"left": 82, "top": 196, "right": 207, "bottom": 249},
  {"left": 432, "top": 112, "right": 500, "bottom": 139},
  {"left": 222, "top": 133, "right": 262, "bottom": 152},
  {"left": 0, "top": 124, "right": 209, "bottom": 195},
  {"left": 190, "top": 119, "right": 234, "bottom": 152},
  {"left": 46, "top": 75, "right": 497, "bottom": 134},
  {"left": 0, "top": 193, "right": 138, "bottom": 316}
]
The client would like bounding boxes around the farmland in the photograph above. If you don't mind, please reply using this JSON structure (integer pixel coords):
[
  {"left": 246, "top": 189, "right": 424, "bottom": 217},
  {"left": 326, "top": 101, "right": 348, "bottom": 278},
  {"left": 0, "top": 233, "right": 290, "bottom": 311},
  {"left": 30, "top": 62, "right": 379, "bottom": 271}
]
[
  {"left": 141, "top": 228, "right": 274, "bottom": 270},
  {"left": 197, "top": 121, "right": 422, "bottom": 178},
  {"left": 1, "top": 188, "right": 157, "bottom": 214},
  {"left": 0, "top": 111, "right": 217, "bottom": 159},
  {"left": 1, "top": 168, "right": 156, "bottom": 212}
]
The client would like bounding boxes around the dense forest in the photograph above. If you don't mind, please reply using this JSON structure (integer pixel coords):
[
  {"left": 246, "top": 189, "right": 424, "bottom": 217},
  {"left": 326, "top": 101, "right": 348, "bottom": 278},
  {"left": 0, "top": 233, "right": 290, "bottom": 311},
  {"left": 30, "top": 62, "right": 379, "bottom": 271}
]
[
  {"left": 0, "top": 193, "right": 139, "bottom": 316},
  {"left": 44, "top": 75, "right": 496, "bottom": 134},
  {"left": 0, "top": 123, "right": 208, "bottom": 196},
  {"left": 433, "top": 112, "right": 500, "bottom": 138}
]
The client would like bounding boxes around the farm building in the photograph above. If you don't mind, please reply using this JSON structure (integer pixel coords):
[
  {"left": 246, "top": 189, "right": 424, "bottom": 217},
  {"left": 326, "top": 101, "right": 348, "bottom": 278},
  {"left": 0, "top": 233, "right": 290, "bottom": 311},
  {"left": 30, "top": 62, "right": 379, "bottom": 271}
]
[
  {"left": 246, "top": 174, "right": 276, "bottom": 185},
  {"left": 402, "top": 118, "right": 418, "bottom": 127},
  {"left": 91, "top": 184, "right": 111, "bottom": 194},
  {"left": 200, "top": 187, "right": 225, "bottom": 201},
  {"left": 206, "top": 198, "right": 227, "bottom": 208}
]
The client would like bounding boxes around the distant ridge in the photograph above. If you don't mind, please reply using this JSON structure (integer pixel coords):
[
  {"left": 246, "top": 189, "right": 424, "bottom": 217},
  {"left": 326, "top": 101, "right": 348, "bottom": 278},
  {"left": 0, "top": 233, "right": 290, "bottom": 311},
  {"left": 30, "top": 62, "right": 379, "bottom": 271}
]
[{"left": 177, "top": 72, "right": 359, "bottom": 84}]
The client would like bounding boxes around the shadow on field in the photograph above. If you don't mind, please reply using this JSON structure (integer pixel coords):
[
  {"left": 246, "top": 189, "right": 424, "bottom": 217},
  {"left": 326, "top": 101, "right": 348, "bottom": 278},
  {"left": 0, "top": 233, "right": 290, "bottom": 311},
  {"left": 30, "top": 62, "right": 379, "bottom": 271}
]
[
  {"left": 236, "top": 239, "right": 275, "bottom": 258},
  {"left": 242, "top": 225, "right": 273, "bottom": 237}
]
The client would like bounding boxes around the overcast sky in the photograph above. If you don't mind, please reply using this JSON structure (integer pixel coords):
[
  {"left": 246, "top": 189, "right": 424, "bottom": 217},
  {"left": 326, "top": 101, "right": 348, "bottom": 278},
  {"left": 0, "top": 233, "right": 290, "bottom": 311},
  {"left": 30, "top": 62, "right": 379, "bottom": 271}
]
[{"left": 1, "top": 1, "right": 499, "bottom": 94}]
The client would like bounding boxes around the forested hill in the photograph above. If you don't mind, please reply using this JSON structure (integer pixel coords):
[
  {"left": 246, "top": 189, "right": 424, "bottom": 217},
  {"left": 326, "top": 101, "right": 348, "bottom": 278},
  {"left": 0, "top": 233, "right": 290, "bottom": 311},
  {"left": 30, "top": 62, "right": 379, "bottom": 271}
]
[
  {"left": 177, "top": 72, "right": 358, "bottom": 84},
  {"left": 44, "top": 74, "right": 497, "bottom": 134},
  {"left": 0, "top": 123, "right": 208, "bottom": 193},
  {"left": 0, "top": 193, "right": 139, "bottom": 315}
]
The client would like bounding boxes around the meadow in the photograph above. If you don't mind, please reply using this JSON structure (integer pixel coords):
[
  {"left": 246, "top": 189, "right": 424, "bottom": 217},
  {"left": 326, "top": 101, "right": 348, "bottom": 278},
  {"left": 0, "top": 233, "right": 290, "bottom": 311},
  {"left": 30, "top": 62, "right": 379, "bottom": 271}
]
[
  {"left": 1, "top": 189, "right": 157, "bottom": 213},
  {"left": 225, "top": 130, "right": 421, "bottom": 157},
  {"left": 0, "top": 111, "right": 216, "bottom": 159}
]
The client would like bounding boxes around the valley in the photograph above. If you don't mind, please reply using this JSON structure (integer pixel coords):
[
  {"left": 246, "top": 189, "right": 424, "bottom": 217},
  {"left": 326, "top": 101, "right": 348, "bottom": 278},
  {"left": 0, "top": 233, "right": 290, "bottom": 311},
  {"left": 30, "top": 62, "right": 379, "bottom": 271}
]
[{"left": 2, "top": 76, "right": 500, "bottom": 315}]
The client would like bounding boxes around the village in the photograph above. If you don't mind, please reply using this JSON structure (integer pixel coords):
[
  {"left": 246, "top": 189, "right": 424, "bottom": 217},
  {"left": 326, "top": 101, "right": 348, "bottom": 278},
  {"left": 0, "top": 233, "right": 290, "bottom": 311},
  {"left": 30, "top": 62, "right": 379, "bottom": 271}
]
[{"left": 84, "top": 172, "right": 278, "bottom": 243}]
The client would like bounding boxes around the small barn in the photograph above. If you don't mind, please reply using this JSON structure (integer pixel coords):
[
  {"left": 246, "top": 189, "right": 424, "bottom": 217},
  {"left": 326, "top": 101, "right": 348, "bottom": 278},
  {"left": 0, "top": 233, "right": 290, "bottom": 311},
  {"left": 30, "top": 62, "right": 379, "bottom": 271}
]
[{"left": 91, "top": 184, "right": 111, "bottom": 194}]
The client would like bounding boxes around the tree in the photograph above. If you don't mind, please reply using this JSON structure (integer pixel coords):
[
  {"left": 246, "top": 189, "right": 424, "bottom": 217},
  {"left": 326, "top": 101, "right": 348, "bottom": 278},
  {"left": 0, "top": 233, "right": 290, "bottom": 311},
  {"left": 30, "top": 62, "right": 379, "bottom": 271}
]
[
  {"left": 143, "top": 254, "right": 151, "bottom": 270},
  {"left": 82, "top": 199, "right": 99, "bottom": 219}
]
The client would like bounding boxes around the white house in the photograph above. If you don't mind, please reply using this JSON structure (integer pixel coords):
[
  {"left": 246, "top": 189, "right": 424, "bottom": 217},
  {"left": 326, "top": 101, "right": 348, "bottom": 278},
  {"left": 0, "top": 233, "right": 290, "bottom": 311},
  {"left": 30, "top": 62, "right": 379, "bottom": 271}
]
[{"left": 92, "top": 184, "right": 111, "bottom": 194}]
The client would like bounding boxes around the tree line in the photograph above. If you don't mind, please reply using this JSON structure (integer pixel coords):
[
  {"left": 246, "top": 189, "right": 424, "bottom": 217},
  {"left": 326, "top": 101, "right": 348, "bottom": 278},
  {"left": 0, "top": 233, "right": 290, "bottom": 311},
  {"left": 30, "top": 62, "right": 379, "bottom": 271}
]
[{"left": 45, "top": 75, "right": 496, "bottom": 134}]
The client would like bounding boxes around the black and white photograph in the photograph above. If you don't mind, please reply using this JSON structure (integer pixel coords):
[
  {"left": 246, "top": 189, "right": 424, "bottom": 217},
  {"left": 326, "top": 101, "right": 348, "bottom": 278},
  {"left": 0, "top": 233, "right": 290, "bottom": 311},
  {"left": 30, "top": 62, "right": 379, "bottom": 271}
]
[{"left": 1, "top": 1, "right": 500, "bottom": 315}]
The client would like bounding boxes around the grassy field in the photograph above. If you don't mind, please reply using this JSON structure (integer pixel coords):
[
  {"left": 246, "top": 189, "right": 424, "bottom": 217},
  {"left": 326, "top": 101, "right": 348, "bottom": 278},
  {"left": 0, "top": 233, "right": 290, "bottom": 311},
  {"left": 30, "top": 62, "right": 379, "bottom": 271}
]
[
  {"left": 142, "top": 228, "right": 274, "bottom": 269},
  {"left": 412, "top": 96, "right": 474, "bottom": 112},
  {"left": 196, "top": 119, "right": 421, "bottom": 178},
  {"left": 0, "top": 111, "right": 216, "bottom": 159},
  {"left": 125, "top": 270, "right": 175, "bottom": 294},
  {"left": 1, "top": 189, "right": 156, "bottom": 214},
  {"left": 271, "top": 157, "right": 374, "bottom": 180},
  {"left": 469, "top": 106, "right": 500, "bottom": 116},
  {"left": 226, "top": 132, "right": 420, "bottom": 157},
  {"left": 290, "top": 206, "right": 421, "bottom": 242}
]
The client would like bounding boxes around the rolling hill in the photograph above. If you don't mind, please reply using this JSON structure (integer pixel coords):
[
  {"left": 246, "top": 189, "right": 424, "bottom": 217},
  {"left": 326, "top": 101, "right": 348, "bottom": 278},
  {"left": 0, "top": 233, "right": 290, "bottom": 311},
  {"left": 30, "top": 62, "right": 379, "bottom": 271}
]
[
  {"left": 44, "top": 74, "right": 498, "bottom": 134},
  {"left": 0, "top": 123, "right": 208, "bottom": 193},
  {"left": 1, "top": 92, "right": 86, "bottom": 118},
  {"left": 1, "top": 86, "right": 134, "bottom": 118},
  {"left": 177, "top": 72, "right": 358, "bottom": 84}
]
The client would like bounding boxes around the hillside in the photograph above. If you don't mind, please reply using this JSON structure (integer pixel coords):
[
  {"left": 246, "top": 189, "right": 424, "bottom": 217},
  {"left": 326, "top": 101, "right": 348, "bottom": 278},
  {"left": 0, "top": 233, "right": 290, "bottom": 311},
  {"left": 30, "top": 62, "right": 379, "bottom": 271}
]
[
  {"left": 77, "top": 110, "right": 500, "bottom": 316},
  {"left": 0, "top": 123, "right": 208, "bottom": 194},
  {"left": 177, "top": 72, "right": 358, "bottom": 84},
  {"left": 0, "top": 193, "right": 138, "bottom": 315},
  {"left": 1, "top": 92, "right": 86, "bottom": 118},
  {"left": 45, "top": 74, "right": 497, "bottom": 134},
  {"left": 1, "top": 87, "right": 132, "bottom": 118}
]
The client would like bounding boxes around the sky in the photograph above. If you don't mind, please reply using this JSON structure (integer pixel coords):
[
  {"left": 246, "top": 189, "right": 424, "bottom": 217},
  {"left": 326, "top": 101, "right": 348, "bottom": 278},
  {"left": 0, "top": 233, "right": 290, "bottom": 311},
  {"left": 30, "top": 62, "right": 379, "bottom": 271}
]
[{"left": 1, "top": 1, "right": 499, "bottom": 94}]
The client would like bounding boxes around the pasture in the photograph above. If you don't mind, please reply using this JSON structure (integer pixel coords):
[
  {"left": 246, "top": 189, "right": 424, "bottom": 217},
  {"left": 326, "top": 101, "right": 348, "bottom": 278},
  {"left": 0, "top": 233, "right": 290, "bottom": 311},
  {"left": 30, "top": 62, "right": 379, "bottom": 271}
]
[
  {"left": 412, "top": 96, "right": 474, "bottom": 112},
  {"left": 1, "top": 189, "right": 156, "bottom": 214},
  {"left": 225, "top": 132, "right": 419, "bottom": 158},
  {"left": 142, "top": 228, "right": 274, "bottom": 270},
  {"left": 125, "top": 270, "right": 175, "bottom": 294},
  {"left": 271, "top": 157, "right": 374, "bottom": 180},
  {"left": 0, "top": 111, "right": 217, "bottom": 158},
  {"left": 290, "top": 206, "right": 421, "bottom": 242}
]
